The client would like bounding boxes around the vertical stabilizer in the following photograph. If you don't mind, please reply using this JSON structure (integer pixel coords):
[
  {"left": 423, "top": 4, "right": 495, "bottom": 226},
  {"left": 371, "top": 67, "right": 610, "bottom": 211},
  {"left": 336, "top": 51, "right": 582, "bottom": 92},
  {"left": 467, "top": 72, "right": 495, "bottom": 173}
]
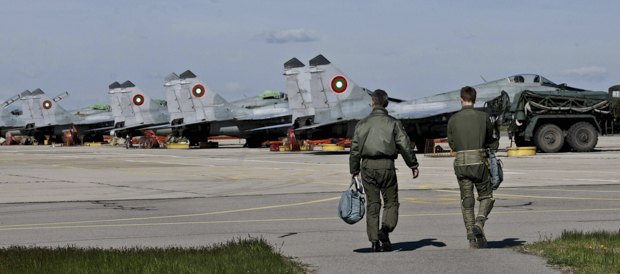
[
  {"left": 108, "top": 81, "right": 128, "bottom": 126},
  {"left": 110, "top": 80, "right": 169, "bottom": 128},
  {"left": 308, "top": 54, "right": 371, "bottom": 124},
  {"left": 164, "top": 70, "right": 235, "bottom": 125},
  {"left": 29, "top": 89, "right": 73, "bottom": 127},
  {"left": 284, "top": 58, "right": 314, "bottom": 127}
]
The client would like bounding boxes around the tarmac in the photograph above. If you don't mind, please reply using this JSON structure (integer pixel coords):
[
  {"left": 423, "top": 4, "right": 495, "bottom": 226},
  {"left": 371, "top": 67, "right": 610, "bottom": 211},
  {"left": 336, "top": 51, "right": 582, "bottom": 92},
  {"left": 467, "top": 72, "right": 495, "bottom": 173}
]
[{"left": 1, "top": 136, "right": 619, "bottom": 273}]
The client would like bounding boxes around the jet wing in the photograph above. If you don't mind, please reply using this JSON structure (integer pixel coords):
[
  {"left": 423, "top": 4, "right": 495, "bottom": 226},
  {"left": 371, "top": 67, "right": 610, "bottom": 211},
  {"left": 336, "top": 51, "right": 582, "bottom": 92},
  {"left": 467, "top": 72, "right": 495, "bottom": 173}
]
[
  {"left": 295, "top": 119, "right": 353, "bottom": 131},
  {"left": 390, "top": 101, "right": 463, "bottom": 120},
  {"left": 247, "top": 123, "right": 293, "bottom": 132},
  {"left": 83, "top": 125, "right": 116, "bottom": 133},
  {"left": 169, "top": 119, "right": 214, "bottom": 128},
  {"left": 112, "top": 122, "right": 171, "bottom": 132},
  {"left": 235, "top": 112, "right": 291, "bottom": 121}
]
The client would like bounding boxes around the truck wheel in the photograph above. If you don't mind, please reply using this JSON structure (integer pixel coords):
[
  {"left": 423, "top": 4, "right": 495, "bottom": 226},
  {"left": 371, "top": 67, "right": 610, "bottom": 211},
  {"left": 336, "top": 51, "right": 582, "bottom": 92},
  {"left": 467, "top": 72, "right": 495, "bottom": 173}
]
[
  {"left": 534, "top": 123, "right": 564, "bottom": 153},
  {"left": 566, "top": 122, "right": 598, "bottom": 152}
]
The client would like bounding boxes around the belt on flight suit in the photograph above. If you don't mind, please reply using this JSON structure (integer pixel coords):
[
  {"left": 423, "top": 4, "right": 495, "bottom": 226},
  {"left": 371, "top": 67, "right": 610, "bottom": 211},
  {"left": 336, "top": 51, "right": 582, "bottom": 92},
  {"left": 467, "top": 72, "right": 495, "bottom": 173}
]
[{"left": 454, "top": 149, "right": 487, "bottom": 166}]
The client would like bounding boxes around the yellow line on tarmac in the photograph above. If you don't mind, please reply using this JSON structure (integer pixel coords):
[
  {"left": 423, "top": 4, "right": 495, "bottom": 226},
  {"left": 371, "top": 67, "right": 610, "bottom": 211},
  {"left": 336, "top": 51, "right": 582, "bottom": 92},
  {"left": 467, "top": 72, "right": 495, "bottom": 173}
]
[
  {"left": 431, "top": 189, "right": 620, "bottom": 201},
  {"left": 510, "top": 188, "right": 620, "bottom": 193},
  {"left": 0, "top": 196, "right": 340, "bottom": 229},
  {"left": 1, "top": 208, "right": 618, "bottom": 232},
  {"left": 401, "top": 207, "right": 620, "bottom": 218}
]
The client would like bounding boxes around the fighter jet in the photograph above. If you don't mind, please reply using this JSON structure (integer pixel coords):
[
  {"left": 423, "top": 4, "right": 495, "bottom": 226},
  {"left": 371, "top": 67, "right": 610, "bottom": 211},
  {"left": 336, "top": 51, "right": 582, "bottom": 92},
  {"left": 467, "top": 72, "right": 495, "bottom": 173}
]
[
  {"left": 18, "top": 88, "right": 114, "bottom": 143},
  {"left": 296, "top": 54, "right": 586, "bottom": 149},
  {"left": 108, "top": 80, "right": 170, "bottom": 137},
  {"left": 164, "top": 70, "right": 291, "bottom": 147}
]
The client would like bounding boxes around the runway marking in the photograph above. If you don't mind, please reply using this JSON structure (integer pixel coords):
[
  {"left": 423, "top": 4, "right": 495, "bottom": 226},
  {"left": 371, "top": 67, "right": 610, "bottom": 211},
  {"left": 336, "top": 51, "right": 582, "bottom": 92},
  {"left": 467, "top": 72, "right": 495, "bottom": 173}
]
[
  {"left": 1, "top": 208, "right": 618, "bottom": 232},
  {"left": 432, "top": 189, "right": 620, "bottom": 201},
  {"left": 0, "top": 196, "right": 340, "bottom": 229},
  {"left": 402, "top": 196, "right": 458, "bottom": 204},
  {"left": 510, "top": 188, "right": 620, "bottom": 193}
]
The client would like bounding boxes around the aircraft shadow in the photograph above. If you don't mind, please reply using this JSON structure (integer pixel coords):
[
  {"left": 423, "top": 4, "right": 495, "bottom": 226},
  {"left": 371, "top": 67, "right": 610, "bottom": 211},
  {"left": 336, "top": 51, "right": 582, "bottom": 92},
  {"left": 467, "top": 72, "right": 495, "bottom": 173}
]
[
  {"left": 353, "top": 238, "right": 446, "bottom": 253},
  {"left": 486, "top": 238, "right": 526, "bottom": 248}
]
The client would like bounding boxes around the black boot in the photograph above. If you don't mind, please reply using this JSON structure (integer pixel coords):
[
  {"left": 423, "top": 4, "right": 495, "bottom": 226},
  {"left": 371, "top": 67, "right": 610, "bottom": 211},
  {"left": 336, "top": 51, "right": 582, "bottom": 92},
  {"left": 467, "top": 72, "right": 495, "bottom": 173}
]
[
  {"left": 371, "top": 241, "right": 382, "bottom": 252},
  {"left": 378, "top": 228, "right": 392, "bottom": 252},
  {"left": 472, "top": 224, "right": 487, "bottom": 248}
]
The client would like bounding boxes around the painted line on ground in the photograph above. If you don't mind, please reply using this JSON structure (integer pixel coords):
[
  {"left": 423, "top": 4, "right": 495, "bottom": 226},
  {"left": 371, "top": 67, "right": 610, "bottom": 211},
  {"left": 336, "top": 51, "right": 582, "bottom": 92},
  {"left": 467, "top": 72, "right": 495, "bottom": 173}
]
[
  {"left": 1, "top": 208, "right": 618, "bottom": 232},
  {"left": 432, "top": 189, "right": 620, "bottom": 201},
  {"left": 0, "top": 196, "right": 341, "bottom": 229}
]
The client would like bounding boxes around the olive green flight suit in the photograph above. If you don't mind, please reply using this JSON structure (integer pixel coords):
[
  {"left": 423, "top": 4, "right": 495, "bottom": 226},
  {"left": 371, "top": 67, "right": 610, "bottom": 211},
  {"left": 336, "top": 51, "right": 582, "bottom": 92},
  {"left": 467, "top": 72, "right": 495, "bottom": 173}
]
[
  {"left": 350, "top": 107, "right": 418, "bottom": 242},
  {"left": 447, "top": 105, "right": 496, "bottom": 241}
]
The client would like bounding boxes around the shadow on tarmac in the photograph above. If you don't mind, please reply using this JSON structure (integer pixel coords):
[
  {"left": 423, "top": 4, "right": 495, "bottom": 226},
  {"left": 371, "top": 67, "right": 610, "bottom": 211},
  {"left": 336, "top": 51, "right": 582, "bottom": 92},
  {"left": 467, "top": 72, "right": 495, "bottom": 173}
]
[
  {"left": 353, "top": 238, "right": 446, "bottom": 253},
  {"left": 486, "top": 238, "right": 526, "bottom": 248}
]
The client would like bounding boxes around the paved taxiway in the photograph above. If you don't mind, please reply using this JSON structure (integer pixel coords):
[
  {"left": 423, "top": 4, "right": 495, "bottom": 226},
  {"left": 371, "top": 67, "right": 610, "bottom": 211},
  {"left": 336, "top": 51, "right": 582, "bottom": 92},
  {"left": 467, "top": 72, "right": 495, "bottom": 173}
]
[{"left": 1, "top": 136, "right": 619, "bottom": 273}]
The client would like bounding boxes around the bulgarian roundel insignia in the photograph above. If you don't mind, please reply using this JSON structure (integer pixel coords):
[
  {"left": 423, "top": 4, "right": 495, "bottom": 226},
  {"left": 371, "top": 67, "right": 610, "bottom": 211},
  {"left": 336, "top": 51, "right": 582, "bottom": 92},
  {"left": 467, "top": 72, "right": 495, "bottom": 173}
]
[
  {"left": 133, "top": 94, "right": 145, "bottom": 106},
  {"left": 331, "top": 76, "right": 348, "bottom": 93},
  {"left": 192, "top": 84, "right": 206, "bottom": 98},
  {"left": 42, "top": 100, "right": 53, "bottom": 110}
]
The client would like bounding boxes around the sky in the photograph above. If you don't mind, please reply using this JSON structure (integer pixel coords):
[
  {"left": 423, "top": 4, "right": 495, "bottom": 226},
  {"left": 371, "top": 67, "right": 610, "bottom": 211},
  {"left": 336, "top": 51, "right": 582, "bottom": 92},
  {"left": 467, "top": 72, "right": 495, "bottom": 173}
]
[{"left": 1, "top": 0, "right": 619, "bottom": 109}]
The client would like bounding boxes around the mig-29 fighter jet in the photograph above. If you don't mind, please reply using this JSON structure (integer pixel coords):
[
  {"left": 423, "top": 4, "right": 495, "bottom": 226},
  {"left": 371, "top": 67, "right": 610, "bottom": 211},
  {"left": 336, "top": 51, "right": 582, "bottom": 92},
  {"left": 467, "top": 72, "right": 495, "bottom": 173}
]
[
  {"left": 164, "top": 70, "right": 291, "bottom": 147},
  {"left": 18, "top": 88, "right": 114, "bottom": 144},
  {"left": 295, "top": 54, "right": 587, "bottom": 149},
  {"left": 108, "top": 80, "right": 170, "bottom": 137}
]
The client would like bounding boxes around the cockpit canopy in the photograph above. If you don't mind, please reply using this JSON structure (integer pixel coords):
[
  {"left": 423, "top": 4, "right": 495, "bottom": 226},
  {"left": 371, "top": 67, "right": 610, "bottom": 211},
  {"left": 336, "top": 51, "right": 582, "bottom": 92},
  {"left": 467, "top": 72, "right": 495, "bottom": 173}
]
[{"left": 508, "top": 74, "right": 555, "bottom": 85}]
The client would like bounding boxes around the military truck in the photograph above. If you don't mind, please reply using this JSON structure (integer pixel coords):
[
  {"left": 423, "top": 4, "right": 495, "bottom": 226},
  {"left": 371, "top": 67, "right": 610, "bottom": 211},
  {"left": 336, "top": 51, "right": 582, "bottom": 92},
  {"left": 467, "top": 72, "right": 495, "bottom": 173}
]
[{"left": 508, "top": 85, "right": 620, "bottom": 153}]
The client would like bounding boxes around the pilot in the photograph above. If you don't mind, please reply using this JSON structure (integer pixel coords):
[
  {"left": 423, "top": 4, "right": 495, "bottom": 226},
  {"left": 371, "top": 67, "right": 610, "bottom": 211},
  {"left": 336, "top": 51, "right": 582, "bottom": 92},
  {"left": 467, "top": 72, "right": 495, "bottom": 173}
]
[
  {"left": 349, "top": 89, "right": 420, "bottom": 252},
  {"left": 447, "top": 86, "right": 497, "bottom": 248}
]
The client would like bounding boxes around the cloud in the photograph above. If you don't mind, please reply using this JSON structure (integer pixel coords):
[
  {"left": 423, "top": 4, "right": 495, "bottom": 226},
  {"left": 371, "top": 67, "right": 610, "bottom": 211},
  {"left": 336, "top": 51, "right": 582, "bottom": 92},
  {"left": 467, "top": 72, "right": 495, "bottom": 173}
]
[
  {"left": 256, "top": 28, "right": 319, "bottom": 44},
  {"left": 561, "top": 66, "right": 608, "bottom": 82}
]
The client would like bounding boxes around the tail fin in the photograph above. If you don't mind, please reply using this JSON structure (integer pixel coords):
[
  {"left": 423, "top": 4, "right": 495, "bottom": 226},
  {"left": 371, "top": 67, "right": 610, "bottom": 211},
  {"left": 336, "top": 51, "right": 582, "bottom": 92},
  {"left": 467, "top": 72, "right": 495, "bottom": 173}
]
[
  {"left": 17, "top": 90, "right": 35, "bottom": 125},
  {"left": 308, "top": 54, "right": 371, "bottom": 124},
  {"left": 108, "top": 81, "right": 127, "bottom": 126},
  {"left": 26, "top": 89, "right": 73, "bottom": 127},
  {"left": 284, "top": 57, "right": 313, "bottom": 127},
  {"left": 109, "top": 80, "right": 169, "bottom": 129},
  {"left": 164, "top": 70, "right": 235, "bottom": 125}
]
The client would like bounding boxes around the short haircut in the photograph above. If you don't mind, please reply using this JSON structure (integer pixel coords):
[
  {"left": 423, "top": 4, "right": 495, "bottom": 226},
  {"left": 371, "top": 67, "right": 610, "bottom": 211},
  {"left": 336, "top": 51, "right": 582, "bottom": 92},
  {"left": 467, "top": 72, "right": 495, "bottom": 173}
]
[
  {"left": 371, "top": 89, "right": 389, "bottom": 108},
  {"left": 460, "top": 86, "right": 476, "bottom": 103}
]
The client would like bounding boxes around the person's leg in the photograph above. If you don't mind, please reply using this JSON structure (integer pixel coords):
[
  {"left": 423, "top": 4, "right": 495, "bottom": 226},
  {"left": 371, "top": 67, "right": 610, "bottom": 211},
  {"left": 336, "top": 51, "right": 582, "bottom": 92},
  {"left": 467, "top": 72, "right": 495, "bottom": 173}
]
[
  {"left": 379, "top": 169, "right": 398, "bottom": 251},
  {"left": 362, "top": 168, "right": 382, "bottom": 251},
  {"left": 458, "top": 177, "right": 476, "bottom": 246},
  {"left": 473, "top": 165, "right": 494, "bottom": 247}
]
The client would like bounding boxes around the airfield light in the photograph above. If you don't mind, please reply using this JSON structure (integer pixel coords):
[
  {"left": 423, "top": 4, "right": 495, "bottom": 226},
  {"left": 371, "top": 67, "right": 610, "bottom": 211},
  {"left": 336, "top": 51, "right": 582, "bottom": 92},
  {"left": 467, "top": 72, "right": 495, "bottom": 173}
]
[
  {"left": 42, "top": 100, "right": 53, "bottom": 110},
  {"left": 192, "top": 84, "right": 206, "bottom": 98},
  {"left": 133, "top": 94, "right": 145, "bottom": 106},
  {"left": 331, "top": 76, "right": 348, "bottom": 93}
]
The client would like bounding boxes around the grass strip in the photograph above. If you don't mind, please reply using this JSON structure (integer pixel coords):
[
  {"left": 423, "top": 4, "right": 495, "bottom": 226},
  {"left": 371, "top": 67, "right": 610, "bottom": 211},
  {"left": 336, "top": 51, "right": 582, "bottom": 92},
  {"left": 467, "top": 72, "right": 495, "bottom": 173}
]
[
  {"left": 520, "top": 230, "right": 620, "bottom": 273},
  {"left": 0, "top": 237, "right": 306, "bottom": 274}
]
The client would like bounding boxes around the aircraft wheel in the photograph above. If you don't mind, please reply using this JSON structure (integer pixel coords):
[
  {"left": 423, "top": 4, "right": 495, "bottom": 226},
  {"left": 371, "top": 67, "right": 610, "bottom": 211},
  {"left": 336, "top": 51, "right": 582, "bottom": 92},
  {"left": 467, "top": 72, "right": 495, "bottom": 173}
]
[
  {"left": 245, "top": 138, "right": 265, "bottom": 148},
  {"left": 534, "top": 123, "right": 564, "bottom": 153},
  {"left": 34, "top": 133, "right": 46, "bottom": 145},
  {"left": 566, "top": 122, "right": 598, "bottom": 152},
  {"left": 414, "top": 138, "right": 427, "bottom": 152}
]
